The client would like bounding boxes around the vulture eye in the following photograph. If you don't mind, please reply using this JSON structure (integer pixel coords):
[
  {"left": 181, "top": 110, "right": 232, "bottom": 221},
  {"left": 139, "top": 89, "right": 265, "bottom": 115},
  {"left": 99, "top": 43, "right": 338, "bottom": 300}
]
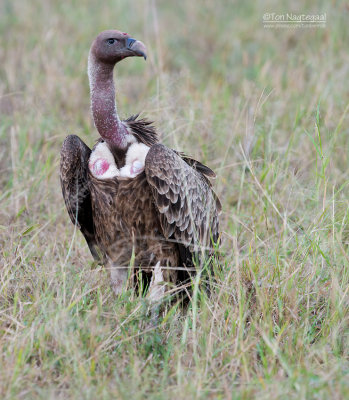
[{"left": 106, "top": 38, "right": 117, "bottom": 45}]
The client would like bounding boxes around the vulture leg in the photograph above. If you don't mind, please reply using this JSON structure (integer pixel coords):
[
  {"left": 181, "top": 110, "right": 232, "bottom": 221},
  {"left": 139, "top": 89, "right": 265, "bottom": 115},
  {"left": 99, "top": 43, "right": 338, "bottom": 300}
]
[
  {"left": 147, "top": 262, "right": 166, "bottom": 325},
  {"left": 148, "top": 261, "right": 165, "bottom": 302},
  {"left": 108, "top": 259, "right": 129, "bottom": 295},
  {"left": 60, "top": 135, "right": 101, "bottom": 262}
]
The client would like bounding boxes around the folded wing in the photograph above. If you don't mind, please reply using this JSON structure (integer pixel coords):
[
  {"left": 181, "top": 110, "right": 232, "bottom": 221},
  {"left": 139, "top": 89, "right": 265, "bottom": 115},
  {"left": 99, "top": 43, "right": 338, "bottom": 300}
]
[
  {"left": 60, "top": 135, "right": 100, "bottom": 261},
  {"left": 144, "top": 144, "right": 220, "bottom": 267}
]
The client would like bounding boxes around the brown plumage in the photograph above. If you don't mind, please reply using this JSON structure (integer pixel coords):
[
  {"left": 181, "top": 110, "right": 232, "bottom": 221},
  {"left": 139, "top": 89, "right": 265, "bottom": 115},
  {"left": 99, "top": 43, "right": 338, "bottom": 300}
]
[{"left": 60, "top": 30, "right": 221, "bottom": 297}]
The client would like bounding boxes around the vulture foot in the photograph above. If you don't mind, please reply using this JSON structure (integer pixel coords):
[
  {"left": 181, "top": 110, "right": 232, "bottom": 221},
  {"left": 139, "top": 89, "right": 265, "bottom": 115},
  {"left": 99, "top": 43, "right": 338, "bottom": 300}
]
[{"left": 108, "top": 260, "right": 129, "bottom": 295}]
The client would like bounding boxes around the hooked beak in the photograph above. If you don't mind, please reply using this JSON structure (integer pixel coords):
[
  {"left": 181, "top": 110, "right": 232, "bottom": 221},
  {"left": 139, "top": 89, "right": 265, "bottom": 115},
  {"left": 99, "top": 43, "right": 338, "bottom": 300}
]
[{"left": 126, "top": 38, "right": 147, "bottom": 60}]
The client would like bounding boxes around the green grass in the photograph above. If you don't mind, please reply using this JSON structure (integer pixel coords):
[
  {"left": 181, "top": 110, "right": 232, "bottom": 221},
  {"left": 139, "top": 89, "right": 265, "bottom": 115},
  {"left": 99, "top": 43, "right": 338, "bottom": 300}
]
[{"left": 0, "top": 0, "right": 348, "bottom": 398}]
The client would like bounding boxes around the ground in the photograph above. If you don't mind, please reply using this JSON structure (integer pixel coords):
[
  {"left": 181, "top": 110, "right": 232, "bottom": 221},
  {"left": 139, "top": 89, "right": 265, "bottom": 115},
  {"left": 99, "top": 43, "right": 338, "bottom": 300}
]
[{"left": 0, "top": 0, "right": 348, "bottom": 399}]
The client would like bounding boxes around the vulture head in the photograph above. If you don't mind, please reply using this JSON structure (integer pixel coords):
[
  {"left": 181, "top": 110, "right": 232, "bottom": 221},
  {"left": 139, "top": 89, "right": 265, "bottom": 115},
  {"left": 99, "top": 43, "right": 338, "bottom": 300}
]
[
  {"left": 88, "top": 30, "right": 147, "bottom": 149},
  {"left": 90, "top": 30, "right": 147, "bottom": 65}
]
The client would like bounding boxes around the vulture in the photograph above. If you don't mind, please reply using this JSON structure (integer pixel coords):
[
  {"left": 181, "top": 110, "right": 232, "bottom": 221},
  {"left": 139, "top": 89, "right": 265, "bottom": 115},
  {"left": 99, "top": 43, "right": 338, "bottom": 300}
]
[{"left": 60, "top": 30, "right": 221, "bottom": 300}]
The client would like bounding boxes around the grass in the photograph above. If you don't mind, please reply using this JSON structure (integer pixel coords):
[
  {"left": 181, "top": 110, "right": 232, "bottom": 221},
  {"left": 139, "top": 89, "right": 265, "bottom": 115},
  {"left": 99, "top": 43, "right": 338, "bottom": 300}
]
[{"left": 0, "top": 0, "right": 348, "bottom": 398}]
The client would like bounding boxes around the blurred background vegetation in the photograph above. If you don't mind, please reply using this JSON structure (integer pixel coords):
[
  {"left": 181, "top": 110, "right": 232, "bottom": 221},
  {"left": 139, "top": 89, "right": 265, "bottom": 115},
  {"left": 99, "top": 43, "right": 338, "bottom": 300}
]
[{"left": 0, "top": 0, "right": 348, "bottom": 398}]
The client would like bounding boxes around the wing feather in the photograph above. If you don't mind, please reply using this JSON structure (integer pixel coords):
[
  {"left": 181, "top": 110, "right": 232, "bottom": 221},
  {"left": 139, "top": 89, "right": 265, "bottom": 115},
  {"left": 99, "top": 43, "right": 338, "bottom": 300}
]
[
  {"left": 60, "top": 135, "right": 101, "bottom": 262},
  {"left": 144, "top": 144, "right": 220, "bottom": 266}
]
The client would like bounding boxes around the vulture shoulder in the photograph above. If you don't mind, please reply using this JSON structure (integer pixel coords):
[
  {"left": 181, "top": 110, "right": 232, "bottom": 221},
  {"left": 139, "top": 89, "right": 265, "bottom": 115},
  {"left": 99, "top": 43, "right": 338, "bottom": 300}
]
[
  {"left": 144, "top": 143, "right": 221, "bottom": 266},
  {"left": 60, "top": 134, "right": 101, "bottom": 262}
]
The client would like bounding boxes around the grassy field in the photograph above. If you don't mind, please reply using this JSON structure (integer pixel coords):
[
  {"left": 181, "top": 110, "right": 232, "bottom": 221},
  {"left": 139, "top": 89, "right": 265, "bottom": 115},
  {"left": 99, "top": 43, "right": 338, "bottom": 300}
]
[{"left": 0, "top": 0, "right": 348, "bottom": 398}]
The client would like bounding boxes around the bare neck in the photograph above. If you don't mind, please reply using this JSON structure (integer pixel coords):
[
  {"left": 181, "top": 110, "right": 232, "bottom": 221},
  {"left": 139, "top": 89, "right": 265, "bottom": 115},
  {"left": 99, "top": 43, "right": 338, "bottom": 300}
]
[{"left": 88, "top": 52, "right": 128, "bottom": 149}]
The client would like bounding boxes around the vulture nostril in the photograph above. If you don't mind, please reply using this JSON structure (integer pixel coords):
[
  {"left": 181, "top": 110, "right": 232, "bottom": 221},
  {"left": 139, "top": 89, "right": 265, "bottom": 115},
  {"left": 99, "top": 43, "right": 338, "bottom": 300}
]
[{"left": 126, "top": 38, "right": 136, "bottom": 49}]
